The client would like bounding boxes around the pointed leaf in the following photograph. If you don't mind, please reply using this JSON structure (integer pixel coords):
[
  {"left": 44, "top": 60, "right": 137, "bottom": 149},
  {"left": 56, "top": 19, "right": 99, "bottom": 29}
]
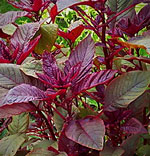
[
  {"left": 2, "top": 84, "right": 46, "bottom": 105},
  {"left": 34, "top": 24, "right": 58, "bottom": 55},
  {"left": 121, "top": 118, "right": 147, "bottom": 134},
  {"left": 65, "top": 116, "right": 105, "bottom": 151},
  {"left": 8, "top": 113, "right": 29, "bottom": 134},
  {"left": 20, "top": 59, "right": 43, "bottom": 78},
  {"left": 0, "top": 11, "right": 29, "bottom": 28},
  {"left": 64, "top": 35, "right": 95, "bottom": 82},
  {"left": 73, "top": 70, "right": 117, "bottom": 94},
  {"left": 0, "top": 133, "right": 26, "bottom": 156},
  {"left": 10, "top": 22, "right": 41, "bottom": 60},
  {"left": 105, "top": 71, "right": 150, "bottom": 110}
]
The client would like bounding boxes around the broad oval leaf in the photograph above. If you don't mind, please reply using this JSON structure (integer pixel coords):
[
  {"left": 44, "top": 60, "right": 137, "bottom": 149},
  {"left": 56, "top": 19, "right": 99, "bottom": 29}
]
[
  {"left": 0, "top": 11, "right": 29, "bottom": 28},
  {"left": 104, "top": 71, "right": 150, "bottom": 110},
  {"left": 34, "top": 24, "right": 58, "bottom": 55},
  {"left": 65, "top": 116, "right": 105, "bottom": 151},
  {"left": 64, "top": 35, "right": 95, "bottom": 82},
  {"left": 0, "top": 133, "right": 26, "bottom": 156},
  {"left": 8, "top": 113, "right": 29, "bottom": 134},
  {"left": 20, "top": 59, "right": 43, "bottom": 78},
  {"left": 2, "top": 84, "right": 46, "bottom": 105}
]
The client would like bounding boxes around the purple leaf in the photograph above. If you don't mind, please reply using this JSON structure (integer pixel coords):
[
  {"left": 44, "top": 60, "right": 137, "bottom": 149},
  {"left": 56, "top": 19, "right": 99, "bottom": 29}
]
[
  {"left": 121, "top": 118, "right": 147, "bottom": 134},
  {"left": 65, "top": 116, "right": 105, "bottom": 151},
  {"left": 42, "top": 52, "right": 62, "bottom": 80},
  {"left": 72, "top": 70, "right": 117, "bottom": 94},
  {"left": 64, "top": 35, "right": 95, "bottom": 82},
  {"left": 2, "top": 84, "right": 46, "bottom": 105},
  {"left": 0, "top": 11, "right": 30, "bottom": 28},
  {"left": 133, "top": 0, "right": 150, "bottom": 4},
  {"left": 0, "top": 102, "right": 36, "bottom": 118},
  {"left": 58, "top": 128, "right": 90, "bottom": 156},
  {"left": 10, "top": 22, "right": 41, "bottom": 62},
  {"left": 8, "top": 0, "right": 50, "bottom": 12}
]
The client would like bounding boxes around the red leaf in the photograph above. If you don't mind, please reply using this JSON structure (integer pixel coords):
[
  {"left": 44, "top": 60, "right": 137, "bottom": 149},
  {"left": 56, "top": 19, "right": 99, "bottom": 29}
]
[
  {"left": 72, "top": 70, "right": 117, "bottom": 94},
  {"left": 121, "top": 118, "right": 147, "bottom": 134},
  {"left": 32, "top": 0, "right": 43, "bottom": 12},
  {"left": 0, "top": 102, "right": 36, "bottom": 118},
  {"left": 2, "top": 84, "right": 46, "bottom": 105},
  {"left": 10, "top": 22, "right": 41, "bottom": 62},
  {"left": 64, "top": 35, "right": 95, "bottom": 82},
  {"left": 0, "top": 11, "right": 29, "bottom": 28},
  {"left": 0, "top": 29, "right": 10, "bottom": 39},
  {"left": 65, "top": 116, "right": 105, "bottom": 151}
]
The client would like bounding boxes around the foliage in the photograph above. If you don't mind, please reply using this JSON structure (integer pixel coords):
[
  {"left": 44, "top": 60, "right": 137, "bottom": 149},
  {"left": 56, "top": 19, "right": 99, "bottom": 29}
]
[{"left": 0, "top": 0, "right": 150, "bottom": 156}]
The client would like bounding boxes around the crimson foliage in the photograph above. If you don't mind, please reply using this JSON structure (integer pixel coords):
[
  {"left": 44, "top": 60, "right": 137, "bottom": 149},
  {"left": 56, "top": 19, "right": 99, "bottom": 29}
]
[{"left": 0, "top": 0, "right": 150, "bottom": 156}]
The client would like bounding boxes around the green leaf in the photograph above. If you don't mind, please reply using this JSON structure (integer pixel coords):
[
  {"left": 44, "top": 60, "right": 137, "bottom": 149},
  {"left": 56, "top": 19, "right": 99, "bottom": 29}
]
[
  {"left": 105, "top": 71, "right": 150, "bottom": 110},
  {"left": 34, "top": 24, "right": 58, "bottom": 55},
  {"left": 8, "top": 113, "right": 29, "bottom": 134},
  {"left": 33, "top": 140, "right": 55, "bottom": 150},
  {"left": 20, "top": 59, "right": 43, "bottom": 78},
  {"left": 53, "top": 107, "right": 67, "bottom": 132},
  {"left": 0, "top": 133, "right": 26, "bottom": 156},
  {"left": 137, "top": 145, "right": 150, "bottom": 156}
]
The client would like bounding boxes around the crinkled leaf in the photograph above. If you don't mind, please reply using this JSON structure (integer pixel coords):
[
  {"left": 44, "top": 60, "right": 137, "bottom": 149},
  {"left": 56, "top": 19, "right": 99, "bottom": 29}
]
[
  {"left": 73, "top": 70, "right": 117, "bottom": 94},
  {"left": 121, "top": 118, "right": 147, "bottom": 134},
  {"left": 10, "top": 22, "right": 41, "bottom": 61},
  {"left": 20, "top": 59, "right": 43, "bottom": 78},
  {"left": 34, "top": 24, "right": 58, "bottom": 55},
  {"left": 64, "top": 35, "right": 95, "bottom": 82},
  {"left": 105, "top": 71, "right": 150, "bottom": 110},
  {"left": 65, "top": 116, "right": 105, "bottom": 151},
  {"left": 0, "top": 133, "right": 26, "bottom": 156},
  {"left": 8, "top": 113, "right": 29, "bottom": 134},
  {"left": 2, "top": 84, "right": 46, "bottom": 105},
  {"left": 0, "top": 11, "right": 29, "bottom": 28}
]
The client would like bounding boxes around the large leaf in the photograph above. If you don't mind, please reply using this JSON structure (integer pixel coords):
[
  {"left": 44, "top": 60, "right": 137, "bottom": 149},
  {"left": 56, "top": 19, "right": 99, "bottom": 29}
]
[
  {"left": 2, "top": 84, "right": 46, "bottom": 105},
  {"left": 0, "top": 11, "right": 29, "bottom": 28},
  {"left": 8, "top": 113, "right": 29, "bottom": 134},
  {"left": 64, "top": 35, "right": 95, "bottom": 82},
  {"left": 72, "top": 70, "right": 117, "bottom": 94},
  {"left": 65, "top": 116, "right": 105, "bottom": 151},
  {"left": 137, "top": 145, "right": 150, "bottom": 156},
  {"left": 0, "top": 133, "right": 26, "bottom": 156},
  {"left": 34, "top": 24, "right": 58, "bottom": 55},
  {"left": 10, "top": 22, "right": 41, "bottom": 61},
  {"left": 0, "top": 102, "right": 36, "bottom": 118},
  {"left": 104, "top": 71, "right": 150, "bottom": 110}
]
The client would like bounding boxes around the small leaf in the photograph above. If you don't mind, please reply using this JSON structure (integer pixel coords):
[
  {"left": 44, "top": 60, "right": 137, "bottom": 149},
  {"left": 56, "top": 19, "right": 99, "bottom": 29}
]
[
  {"left": 65, "top": 116, "right": 105, "bottom": 151},
  {"left": 2, "top": 24, "right": 17, "bottom": 35},
  {"left": 0, "top": 133, "right": 26, "bottom": 156},
  {"left": 20, "top": 59, "right": 43, "bottom": 78},
  {"left": 8, "top": 113, "right": 29, "bottom": 134},
  {"left": 105, "top": 71, "right": 150, "bottom": 110},
  {"left": 34, "top": 24, "right": 58, "bottom": 55}
]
